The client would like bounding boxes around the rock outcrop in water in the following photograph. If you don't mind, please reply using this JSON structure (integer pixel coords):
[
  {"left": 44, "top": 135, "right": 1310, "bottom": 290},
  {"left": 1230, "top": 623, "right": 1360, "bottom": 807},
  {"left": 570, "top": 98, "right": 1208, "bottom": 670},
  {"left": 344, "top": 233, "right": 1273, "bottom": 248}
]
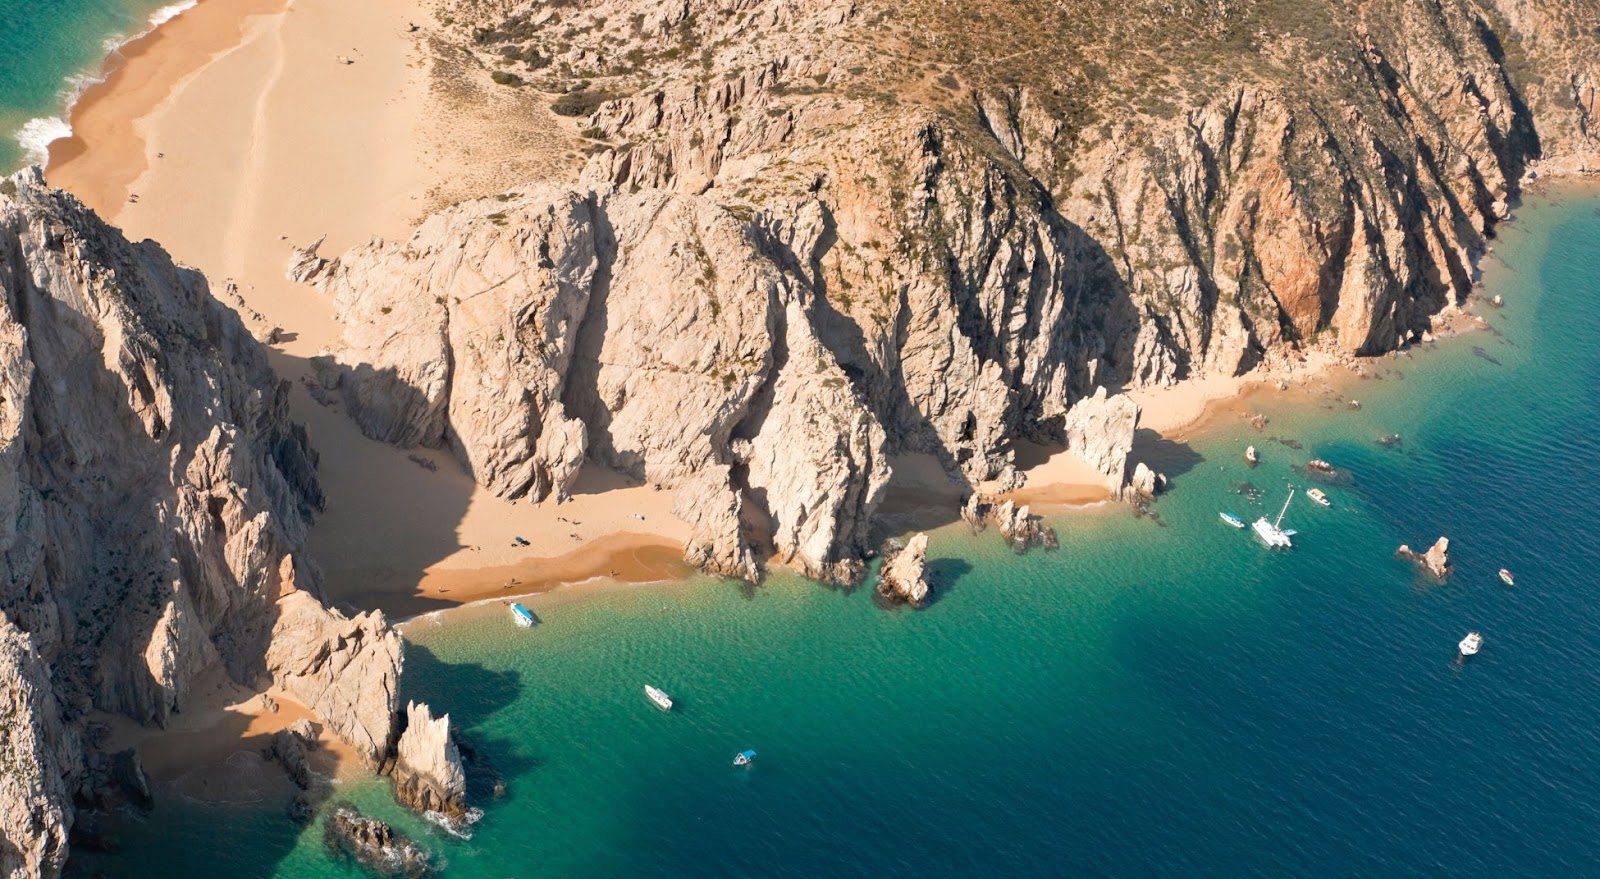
[
  {"left": 390, "top": 701, "right": 468, "bottom": 820},
  {"left": 0, "top": 168, "right": 405, "bottom": 871},
  {"left": 326, "top": 805, "right": 432, "bottom": 878},
  {"left": 1399, "top": 537, "right": 1453, "bottom": 579},
  {"left": 876, "top": 533, "right": 931, "bottom": 606}
]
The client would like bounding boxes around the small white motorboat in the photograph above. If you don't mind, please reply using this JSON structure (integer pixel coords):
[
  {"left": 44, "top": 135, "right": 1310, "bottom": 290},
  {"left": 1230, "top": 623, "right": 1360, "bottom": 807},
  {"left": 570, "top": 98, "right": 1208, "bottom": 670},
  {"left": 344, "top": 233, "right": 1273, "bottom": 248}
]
[
  {"left": 1459, "top": 631, "right": 1483, "bottom": 657},
  {"left": 1306, "top": 488, "right": 1330, "bottom": 507},
  {"left": 1219, "top": 512, "right": 1245, "bottom": 529},
  {"left": 644, "top": 685, "right": 673, "bottom": 711}
]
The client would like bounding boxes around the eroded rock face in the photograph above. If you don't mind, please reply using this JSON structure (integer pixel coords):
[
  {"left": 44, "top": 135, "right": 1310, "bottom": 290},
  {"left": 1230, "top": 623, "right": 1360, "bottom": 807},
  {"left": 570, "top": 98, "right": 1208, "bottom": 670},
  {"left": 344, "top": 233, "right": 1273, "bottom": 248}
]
[
  {"left": 0, "top": 617, "right": 73, "bottom": 878},
  {"left": 0, "top": 169, "right": 402, "bottom": 870},
  {"left": 317, "top": 187, "right": 891, "bottom": 582},
  {"left": 876, "top": 533, "right": 930, "bottom": 606},
  {"left": 390, "top": 701, "right": 467, "bottom": 820},
  {"left": 1063, "top": 387, "right": 1140, "bottom": 493},
  {"left": 266, "top": 593, "right": 402, "bottom": 764}
]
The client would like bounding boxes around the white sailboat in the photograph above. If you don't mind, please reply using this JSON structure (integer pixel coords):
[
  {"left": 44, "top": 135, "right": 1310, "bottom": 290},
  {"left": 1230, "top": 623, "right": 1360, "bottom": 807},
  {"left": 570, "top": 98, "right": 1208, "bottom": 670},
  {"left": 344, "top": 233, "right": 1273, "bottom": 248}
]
[{"left": 1253, "top": 490, "right": 1295, "bottom": 548}]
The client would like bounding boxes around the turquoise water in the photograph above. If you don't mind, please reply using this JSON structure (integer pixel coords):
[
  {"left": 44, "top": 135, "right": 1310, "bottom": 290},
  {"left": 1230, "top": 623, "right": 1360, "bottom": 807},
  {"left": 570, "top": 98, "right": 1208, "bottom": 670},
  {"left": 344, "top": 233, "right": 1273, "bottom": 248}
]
[
  {"left": 0, "top": 0, "right": 184, "bottom": 171},
  {"left": 77, "top": 185, "right": 1600, "bottom": 876}
]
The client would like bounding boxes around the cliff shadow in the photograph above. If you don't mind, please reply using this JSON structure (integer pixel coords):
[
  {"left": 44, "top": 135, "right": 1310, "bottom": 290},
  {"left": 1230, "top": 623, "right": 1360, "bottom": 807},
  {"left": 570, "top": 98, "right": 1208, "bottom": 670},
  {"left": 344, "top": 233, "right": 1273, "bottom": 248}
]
[
  {"left": 268, "top": 350, "right": 482, "bottom": 620},
  {"left": 1130, "top": 428, "right": 1205, "bottom": 485},
  {"left": 920, "top": 556, "right": 975, "bottom": 608},
  {"left": 399, "top": 643, "right": 538, "bottom": 808}
]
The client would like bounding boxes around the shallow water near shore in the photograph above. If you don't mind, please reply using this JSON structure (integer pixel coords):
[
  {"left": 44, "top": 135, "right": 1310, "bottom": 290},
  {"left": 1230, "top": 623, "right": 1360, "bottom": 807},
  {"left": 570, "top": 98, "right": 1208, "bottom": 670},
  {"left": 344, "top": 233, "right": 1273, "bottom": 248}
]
[
  {"left": 0, "top": 0, "right": 187, "bottom": 170},
  {"left": 74, "top": 186, "right": 1600, "bottom": 877}
]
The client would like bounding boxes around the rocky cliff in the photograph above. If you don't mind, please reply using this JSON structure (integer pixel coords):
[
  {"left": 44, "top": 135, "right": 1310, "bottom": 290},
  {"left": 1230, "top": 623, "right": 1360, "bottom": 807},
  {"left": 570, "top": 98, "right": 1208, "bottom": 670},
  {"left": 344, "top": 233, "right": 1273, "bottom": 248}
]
[
  {"left": 0, "top": 168, "right": 403, "bottom": 872},
  {"left": 303, "top": 0, "right": 1600, "bottom": 581}
]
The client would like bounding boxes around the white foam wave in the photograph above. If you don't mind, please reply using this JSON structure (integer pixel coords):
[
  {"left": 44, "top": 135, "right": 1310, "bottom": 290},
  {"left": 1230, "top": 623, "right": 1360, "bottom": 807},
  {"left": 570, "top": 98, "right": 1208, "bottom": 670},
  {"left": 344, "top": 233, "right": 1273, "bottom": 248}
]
[
  {"left": 423, "top": 806, "right": 483, "bottom": 839},
  {"left": 148, "top": 0, "right": 198, "bottom": 29},
  {"left": 15, "top": 117, "right": 72, "bottom": 165},
  {"left": 10, "top": 0, "right": 199, "bottom": 166}
]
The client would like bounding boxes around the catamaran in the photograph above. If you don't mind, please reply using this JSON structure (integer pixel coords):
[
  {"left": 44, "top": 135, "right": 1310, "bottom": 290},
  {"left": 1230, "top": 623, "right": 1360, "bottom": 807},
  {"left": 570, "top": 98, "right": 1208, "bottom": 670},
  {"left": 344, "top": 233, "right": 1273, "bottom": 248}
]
[
  {"left": 510, "top": 603, "right": 535, "bottom": 627},
  {"left": 1306, "top": 488, "right": 1330, "bottom": 507},
  {"left": 1219, "top": 512, "right": 1245, "bottom": 529},
  {"left": 644, "top": 685, "right": 673, "bottom": 711},
  {"left": 1253, "top": 490, "right": 1295, "bottom": 548},
  {"left": 1459, "top": 631, "right": 1483, "bottom": 656}
]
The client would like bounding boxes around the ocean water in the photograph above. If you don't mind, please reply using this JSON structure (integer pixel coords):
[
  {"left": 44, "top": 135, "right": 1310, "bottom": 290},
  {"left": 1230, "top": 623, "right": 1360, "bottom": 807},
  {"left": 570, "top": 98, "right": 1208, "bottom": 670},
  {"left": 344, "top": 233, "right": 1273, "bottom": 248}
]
[
  {"left": 74, "top": 184, "right": 1600, "bottom": 878},
  {"left": 0, "top": 0, "right": 191, "bottom": 171}
]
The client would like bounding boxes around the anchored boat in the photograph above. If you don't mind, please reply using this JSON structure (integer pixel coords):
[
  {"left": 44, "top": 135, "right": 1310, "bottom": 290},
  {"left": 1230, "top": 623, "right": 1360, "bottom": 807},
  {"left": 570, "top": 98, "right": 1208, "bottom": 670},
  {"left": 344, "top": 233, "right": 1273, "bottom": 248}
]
[
  {"left": 1252, "top": 490, "right": 1295, "bottom": 548},
  {"left": 1306, "top": 488, "right": 1330, "bottom": 507},
  {"left": 733, "top": 749, "right": 757, "bottom": 767},
  {"left": 644, "top": 685, "right": 673, "bottom": 711},
  {"left": 1219, "top": 512, "right": 1245, "bottom": 529},
  {"left": 509, "top": 603, "right": 535, "bottom": 628},
  {"left": 1459, "top": 631, "right": 1483, "bottom": 657},
  {"left": 1499, "top": 568, "right": 1515, "bottom": 587}
]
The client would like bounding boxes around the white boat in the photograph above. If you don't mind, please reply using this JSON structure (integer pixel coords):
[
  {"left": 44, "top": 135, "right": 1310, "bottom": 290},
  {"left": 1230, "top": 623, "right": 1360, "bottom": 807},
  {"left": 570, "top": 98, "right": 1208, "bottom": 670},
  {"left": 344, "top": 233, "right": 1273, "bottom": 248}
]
[
  {"left": 644, "top": 684, "right": 673, "bottom": 711},
  {"left": 1252, "top": 490, "right": 1295, "bottom": 548},
  {"left": 1306, "top": 488, "right": 1330, "bottom": 507},
  {"left": 1219, "top": 512, "right": 1245, "bottom": 529},
  {"left": 733, "top": 749, "right": 757, "bottom": 766},
  {"left": 1459, "top": 631, "right": 1483, "bottom": 656}
]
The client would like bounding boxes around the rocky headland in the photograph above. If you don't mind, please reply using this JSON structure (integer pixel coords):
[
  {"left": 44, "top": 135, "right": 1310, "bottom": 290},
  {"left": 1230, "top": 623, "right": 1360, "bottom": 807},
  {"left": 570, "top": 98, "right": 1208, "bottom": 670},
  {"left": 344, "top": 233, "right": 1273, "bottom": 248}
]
[
  {"left": 289, "top": 0, "right": 1600, "bottom": 588},
  {"left": 7, "top": 0, "right": 1600, "bottom": 873},
  {"left": 0, "top": 169, "right": 440, "bottom": 874}
]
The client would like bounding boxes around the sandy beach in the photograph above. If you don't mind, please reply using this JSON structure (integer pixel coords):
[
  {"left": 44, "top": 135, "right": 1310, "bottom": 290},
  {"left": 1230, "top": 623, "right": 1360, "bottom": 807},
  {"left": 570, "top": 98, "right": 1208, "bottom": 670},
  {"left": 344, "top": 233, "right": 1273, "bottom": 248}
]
[{"left": 44, "top": 0, "right": 683, "bottom": 620}]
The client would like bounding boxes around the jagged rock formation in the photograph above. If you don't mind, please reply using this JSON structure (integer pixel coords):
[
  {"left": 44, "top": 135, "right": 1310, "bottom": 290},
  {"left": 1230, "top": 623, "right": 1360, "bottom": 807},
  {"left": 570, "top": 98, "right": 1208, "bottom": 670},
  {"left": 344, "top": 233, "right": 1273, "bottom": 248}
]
[
  {"left": 1399, "top": 536, "right": 1453, "bottom": 579},
  {"left": 0, "top": 168, "right": 404, "bottom": 872},
  {"left": 876, "top": 533, "right": 930, "bottom": 606},
  {"left": 389, "top": 701, "right": 467, "bottom": 820},
  {"left": 303, "top": 0, "right": 1600, "bottom": 585},
  {"left": 312, "top": 187, "right": 890, "bottom": 583},
  {"left": 326, "top": 805, "right": 432, "bottom": 878},
  {"left": 266, "top": 593, "right": 402, "bottom": 763}
]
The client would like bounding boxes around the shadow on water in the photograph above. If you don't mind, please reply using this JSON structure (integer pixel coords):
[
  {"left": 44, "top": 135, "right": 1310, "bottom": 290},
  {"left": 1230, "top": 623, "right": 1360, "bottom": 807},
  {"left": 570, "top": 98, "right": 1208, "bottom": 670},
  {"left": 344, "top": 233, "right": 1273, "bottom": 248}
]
[
  {"left": 921, "top": 557, "right": 975, "bottom": 607},
  {"left": 1131, "top": 428, "right": 1205, "bottom": 483},
  {"left": 400, "top": 644, "right": 538, "bottom": 808}
]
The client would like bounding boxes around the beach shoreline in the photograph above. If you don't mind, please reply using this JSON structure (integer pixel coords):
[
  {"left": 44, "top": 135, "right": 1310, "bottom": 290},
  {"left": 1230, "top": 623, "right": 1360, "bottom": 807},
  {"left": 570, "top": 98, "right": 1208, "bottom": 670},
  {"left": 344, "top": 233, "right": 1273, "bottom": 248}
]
[{"left": 28, "top": 0, "right": 1519, "bottom": 803}]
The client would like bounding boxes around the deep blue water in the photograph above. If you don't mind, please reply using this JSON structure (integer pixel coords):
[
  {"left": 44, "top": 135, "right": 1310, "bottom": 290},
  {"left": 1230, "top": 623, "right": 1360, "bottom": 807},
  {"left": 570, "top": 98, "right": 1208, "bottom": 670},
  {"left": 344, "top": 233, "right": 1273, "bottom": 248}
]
[{"left": 70, "top": 187, "right": 1600, "bottom": 877}]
